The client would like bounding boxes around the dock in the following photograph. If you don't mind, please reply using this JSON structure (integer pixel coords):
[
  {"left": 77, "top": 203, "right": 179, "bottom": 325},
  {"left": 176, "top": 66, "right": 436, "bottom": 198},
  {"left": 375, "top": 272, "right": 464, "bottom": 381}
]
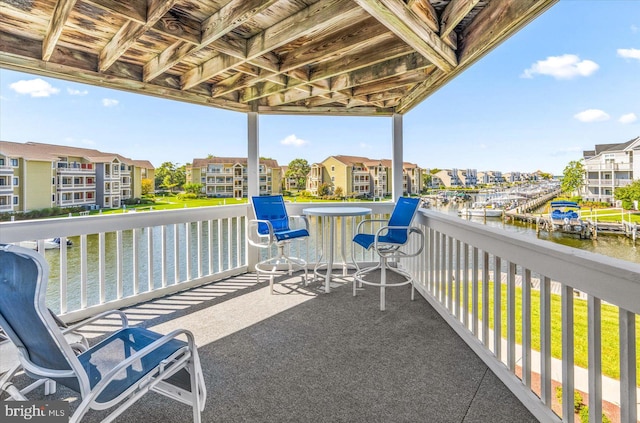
[{"left": 503, "top": 191, "right": 638, "bottom": 241}]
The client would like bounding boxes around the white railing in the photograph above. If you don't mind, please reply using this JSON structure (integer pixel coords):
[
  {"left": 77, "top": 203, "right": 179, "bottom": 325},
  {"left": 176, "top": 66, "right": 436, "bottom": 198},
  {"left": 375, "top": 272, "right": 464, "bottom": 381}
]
[
  {"left": 0, "top": 205, "right": 250, "bottom": 323},
  {"left": 2, "top": 201, "right": 638, "bottom": 422},
  {"left": 407, "top": 210, "right": 640, "bottom": 423}
]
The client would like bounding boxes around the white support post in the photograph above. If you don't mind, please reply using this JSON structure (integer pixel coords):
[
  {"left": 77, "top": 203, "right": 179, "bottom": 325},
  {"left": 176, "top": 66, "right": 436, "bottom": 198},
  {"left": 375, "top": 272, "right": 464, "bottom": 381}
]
[
  {"left": 392, "top": 113, "right": 403, "bottom": 202},
  {"left": 247, "top": 111, "right": 260, "bottom": 270}
]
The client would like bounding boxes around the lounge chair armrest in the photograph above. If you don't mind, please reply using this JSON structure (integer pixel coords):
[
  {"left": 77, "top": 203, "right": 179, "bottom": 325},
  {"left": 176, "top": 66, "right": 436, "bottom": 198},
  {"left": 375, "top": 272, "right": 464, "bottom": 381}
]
[
  {"left": 62, "top": 310, "right": 129, "bottom": 334},
  {"left": 248, "top": 219, "right": 275, "bottom": 246},
  {"left": 373, "top": 225, "right": 424, "bottom": 258},
  {"left": 289, "top": 214, "right": 309, "bottom": 231},
  {"left": 88, "top": 329, "right": 198, "bottom": 400},
  {"left": 355, "top": 219, "right": 388, "bottom": 234}
]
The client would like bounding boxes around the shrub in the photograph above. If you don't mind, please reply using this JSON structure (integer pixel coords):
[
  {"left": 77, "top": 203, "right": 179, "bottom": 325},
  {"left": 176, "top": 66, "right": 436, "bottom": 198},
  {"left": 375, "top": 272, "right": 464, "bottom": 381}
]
[{"left": 177, "top": 193, "right": 198, "bottom": 201}]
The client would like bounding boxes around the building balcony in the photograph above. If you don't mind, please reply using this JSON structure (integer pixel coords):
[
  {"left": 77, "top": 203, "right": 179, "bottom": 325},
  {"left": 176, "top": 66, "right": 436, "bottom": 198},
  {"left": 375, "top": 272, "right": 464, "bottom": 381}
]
[
  {"left": 56, "top": 165, "right": 95, "bottom": 174},
  {"left": 0, "top": 203, "right": 637, "bottom": 423},
  {"left": 0, "top": 165, "right": 13, "bottom": 175},
  {"left": 0, "top": 185, "right": 12, "bottom": 194}
]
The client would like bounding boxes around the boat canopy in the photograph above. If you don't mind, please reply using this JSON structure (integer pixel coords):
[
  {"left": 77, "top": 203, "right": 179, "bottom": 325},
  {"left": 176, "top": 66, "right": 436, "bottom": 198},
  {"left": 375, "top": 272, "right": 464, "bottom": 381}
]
[{"left": 550, "top": 201, "right": 580, "bottom": 208}]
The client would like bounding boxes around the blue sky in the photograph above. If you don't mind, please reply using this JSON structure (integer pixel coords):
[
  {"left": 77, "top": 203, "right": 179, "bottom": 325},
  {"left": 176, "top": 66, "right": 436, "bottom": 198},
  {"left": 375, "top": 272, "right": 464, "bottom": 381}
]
[{"left": 1, "top": 0, "right": 638, "bottom": 175}]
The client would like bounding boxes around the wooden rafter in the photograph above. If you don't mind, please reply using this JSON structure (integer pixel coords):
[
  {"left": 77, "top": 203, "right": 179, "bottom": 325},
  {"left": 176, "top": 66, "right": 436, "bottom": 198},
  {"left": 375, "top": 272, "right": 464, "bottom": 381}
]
[
  {"left": 42, "top": 0, "right": 78, "bottom": 61},
  {"left": 353, "top": 0, "right": 457, "bottom": 72},
  {"left": 0, "top": 0, "right": 558, "bottom": 115}
]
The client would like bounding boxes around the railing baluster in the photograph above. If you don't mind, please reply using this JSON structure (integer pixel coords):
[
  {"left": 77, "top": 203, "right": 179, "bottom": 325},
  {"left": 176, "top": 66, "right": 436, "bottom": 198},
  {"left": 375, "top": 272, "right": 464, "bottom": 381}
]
[
  {"left": 462, "top": 243, "right": 469, "bottom": 329},
  {"left": 186, "top": 222, "right": 192, "bottom": 281},
  {"left": 619, "top": 308, "right": 637, "bottom": 423},
  {"left": 161, "top": 225, "right": 167, "bottom": 288},
  {"left": 588, "top": 295, "right": 602, "bottom": 421},
  {"left": 133, "top": 229, "right": 139, "bottom": 294},
  {"left": 507, "top": 261, "right": 515, "bottom": 372},
  {"left": 494, "top": 255, "right": 501, "bottom": 359},
  {"left": 227, "top": 218, "right": 232, "bottom": 270},
  {"left": 447, "top": 235, "right": 453, "bottom": 312},
  {"left": 80, "top": 234, "right": 87, "bottom": 309},
  {"left": 98, "top": 232, "right": 105, "bottom": 304},
  {"left": 236, "top": 216, "right": 242, "bottom": 268},
  {"left": 562, "top": 283, "right": 575, "bottom": 423},
  {"left": 434, "top": 231, "right": 441, "bottom": 300},
  {"left": 59, "top": 236, "right": 68, "bottom": 314},
  {"left": 482, "top": 251, "right": 489, "bottom": 347},
  {"left": 116, "top": 230, "right": 123, "bottom": 298},
  {"left": 173, "top": 223, "right": 180, "bottom": 284},
  {"left": 217, "top": 219, "right": 223, "bottom": 272},
  {"left": 147, "top": 227, "right": 154, "bottom": 291},
  {"left": 429, "top": 228, "right": 435, "bottom": 294},
  {"left": 440, "top": 233, "right": 446, "bottom": 303},
  {"left": 197, "top": 221, "right": 203, "bottom": 278},
  {"left": 472, "top": 246, "right": 479, "bottom": 337},
  {"left": 208, "top": 220, "right": 215, "bottom": 275},
  {"left": 540, "top": 275, "right": 552, "bottom": 406},
  {"left": 455, "top": 239, "right": 461, "bottom": 320},
  {"left": 522, "top": 268, "right": 532, "bottom": 388}
]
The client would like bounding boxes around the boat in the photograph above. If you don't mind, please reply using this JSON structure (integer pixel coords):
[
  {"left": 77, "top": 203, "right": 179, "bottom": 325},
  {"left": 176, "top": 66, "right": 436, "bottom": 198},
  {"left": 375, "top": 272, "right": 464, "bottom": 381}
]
[
  {"left": 458, "top": 201, "right": 504, "bottom": 218},
  {"left": 549, "top": 201, "right": 584, "bottom": 232},
  {"left": 18, "top": 238, "right": 73, "bottom": 250}
]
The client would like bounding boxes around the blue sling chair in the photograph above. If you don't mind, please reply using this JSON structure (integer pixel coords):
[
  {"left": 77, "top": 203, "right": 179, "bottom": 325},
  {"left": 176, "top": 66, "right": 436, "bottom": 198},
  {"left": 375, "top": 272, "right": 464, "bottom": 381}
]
[
  {"left": 248, "top": 195, "right": 309, "bottom": 294},
  {"left": 352, "top": 197, "right": 425, "bottom": 311},
  {"left": 0, "top": 244, "right": 206, "bottom": 423}
]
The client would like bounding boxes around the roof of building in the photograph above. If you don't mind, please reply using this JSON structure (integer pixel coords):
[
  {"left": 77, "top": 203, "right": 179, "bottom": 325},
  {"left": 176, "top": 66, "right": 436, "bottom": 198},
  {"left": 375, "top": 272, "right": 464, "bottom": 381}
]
[
  {"left": 0, "top": 0, "right": 557, "bottom": 116},
  {"left": 587, "top": 136, "right": 640, "bottom": 157},
  {"left": 0, "top": 140, "right": 152, "bottom": 167},
  {"left": 192, "top": 157, "right": 280, "bottom": 168}
]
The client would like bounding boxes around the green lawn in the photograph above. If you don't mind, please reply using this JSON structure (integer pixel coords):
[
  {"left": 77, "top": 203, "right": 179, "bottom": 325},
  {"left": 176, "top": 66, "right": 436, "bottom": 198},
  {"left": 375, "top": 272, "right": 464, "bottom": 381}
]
[
  {"left": 579, "top": 208, "right": 640, "bottom": 224},
  {"left": 468, "top": 281, "right": 640, "bottom": 380}
]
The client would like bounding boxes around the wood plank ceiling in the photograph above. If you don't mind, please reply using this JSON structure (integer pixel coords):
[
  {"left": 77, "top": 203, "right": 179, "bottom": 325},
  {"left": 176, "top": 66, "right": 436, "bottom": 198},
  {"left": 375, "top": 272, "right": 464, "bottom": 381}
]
[{"left": 0, "top": 0, "right": 557, "bottom": 116}]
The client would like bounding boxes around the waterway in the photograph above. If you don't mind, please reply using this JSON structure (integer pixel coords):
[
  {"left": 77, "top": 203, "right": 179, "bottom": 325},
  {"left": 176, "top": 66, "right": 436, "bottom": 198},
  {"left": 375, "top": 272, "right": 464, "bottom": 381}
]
[{"left": 434, "top": 203, "right": 639, "bottom": 264}]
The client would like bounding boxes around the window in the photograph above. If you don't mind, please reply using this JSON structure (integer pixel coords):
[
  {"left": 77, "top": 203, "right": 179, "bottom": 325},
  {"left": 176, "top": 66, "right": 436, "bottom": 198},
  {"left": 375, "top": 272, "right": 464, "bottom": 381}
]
[
  {"left": 13, "top": 196, "right": 18, "bottom": 205},
  {"left": 11, "top": 159, "right": 18, "bottom": 167},
  {"left": 331, "top": 166, "right": 335, "bottom": 172},
  {"left": 0, "top": 158, "right": 4, "bottom": 166},
  {"left": 13, "top": 177, "right": 18, "bottom": 186}
]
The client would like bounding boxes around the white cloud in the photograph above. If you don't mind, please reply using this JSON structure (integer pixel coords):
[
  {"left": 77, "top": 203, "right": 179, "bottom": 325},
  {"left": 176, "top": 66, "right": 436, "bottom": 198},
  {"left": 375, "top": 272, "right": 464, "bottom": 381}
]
[
  {"left": 102, "top": 98, "right": 119, "bottom": 107},
  {"left": 280, "top": 134, "right": 308, "bottom": 147},
  {"left": 550, "top": 146, "right": 583, "bottom": 157},
  {"left": 617, "top": 48, "right": 640, "bottom": 61},
  {"left": 521, "top": 54, "right": 599, "bottom": 79},
  {"left": 9, "top": 78, "right": 60, "bottom": 97},
  {"left": 619, "top": 113, "right": 638, "bottom": 124},
  {"left": 573, "top": 109, "right": 610, "bottom": 123},
  {"left": 631, "top": 25, "right": 639, "bottom": 34},
  {"left": 67, "top": 87, "right": 88, "bottom": 96}
]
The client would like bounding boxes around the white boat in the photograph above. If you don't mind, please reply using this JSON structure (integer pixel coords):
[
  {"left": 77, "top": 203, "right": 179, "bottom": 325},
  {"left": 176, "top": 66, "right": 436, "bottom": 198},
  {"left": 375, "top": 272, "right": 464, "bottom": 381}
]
[
  {"left": 18, "top": 238, "right": 72, "bottom": 250},
  {"left": 458, "top": 202, "right": 503, "bottom": 218}
]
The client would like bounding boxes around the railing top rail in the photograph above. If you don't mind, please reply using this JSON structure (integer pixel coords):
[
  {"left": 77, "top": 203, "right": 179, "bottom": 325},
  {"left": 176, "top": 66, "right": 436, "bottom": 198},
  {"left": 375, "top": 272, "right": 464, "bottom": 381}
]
[
  {"left": 418, "top": 210, "right": 640, "bottom": 314},
  {"left": 0, "top": 204, "right": 249, "bottom": 243}
]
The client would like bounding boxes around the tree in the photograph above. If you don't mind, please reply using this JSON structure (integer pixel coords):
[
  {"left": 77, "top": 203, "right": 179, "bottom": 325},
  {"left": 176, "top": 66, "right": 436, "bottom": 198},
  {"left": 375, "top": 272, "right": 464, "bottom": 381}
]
[
  {"left": 141, "top": 178, "right": 154, "bottom": 195},
  {"left": 318, "top": 182, "right": 330, "bottom": 197},
  {"left": 615, "top": 180, "right": 640, "bottom": 209},
  {"left": 154, "top": 162, "right": 186, "bottom": 192},
  {"left": 183, "top": 183, "right": 203, "bottom": 195},
  {"left": 334, "top": 186, "right": 344, "bottom": 198},
  {"left": 285, "top": 158, "right": 310, "bottom": 190},
  {"left": 561, "top": 160, "right": 584, "bottom": 195}
]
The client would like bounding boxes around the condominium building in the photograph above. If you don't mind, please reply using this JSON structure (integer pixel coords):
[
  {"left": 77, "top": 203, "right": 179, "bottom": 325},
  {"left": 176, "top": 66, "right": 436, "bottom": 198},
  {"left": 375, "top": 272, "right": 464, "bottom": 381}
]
[
  {"left": 431, "top": 168, "right": 478, "bottom": 188},
  {"left": 306, "top": 155, "right": 423, "bottom": 197},
  {"left": 478, "top": 170, "right": 505, "bottom": 185},
  {"left": 0, "top": 141, "right": 154, "bottom": 212},
  {"left": 582, "top": 136, "right": 639, "bottom": 203},
  {"left": 188, "top": 157, "right": 281, "bottom": 198}
]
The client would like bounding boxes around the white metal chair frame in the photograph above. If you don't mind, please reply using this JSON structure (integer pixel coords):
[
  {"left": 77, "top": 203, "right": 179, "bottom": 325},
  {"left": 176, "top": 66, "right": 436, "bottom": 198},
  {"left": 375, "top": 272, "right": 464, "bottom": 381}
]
[
  {"left": 352, "top": 218, "right": 424, "bottom": 311},
  {"left": 248, "top": 197, "right": 310, "bottom": 294},
  {"left": 0, "top": 244, "right": 207, "bottom": 423}
]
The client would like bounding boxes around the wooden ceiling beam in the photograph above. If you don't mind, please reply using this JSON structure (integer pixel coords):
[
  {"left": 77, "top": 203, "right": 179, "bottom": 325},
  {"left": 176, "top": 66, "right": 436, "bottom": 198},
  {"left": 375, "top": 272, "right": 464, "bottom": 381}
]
[
  {"left": 186, "top": 0, "right": 362, "bottom": 90},
  {"left": 212, "top": 18, "right": 389, "bottom": 99},
  {"left": 99, "top": 0, "right": 178, "bottom": 72},
  {"left": 143, "top": 0, "right": 278, "bottom": 81},
  {"left": 353, "top": 0, "right": 457, "bottom": 72},
  {"left": 242, "top": 37, "right": 411, "bottom": 104},
  {"left": 440, "top": 0, "right": 479, "bottom": 39},
  {"left": 42, "top": 0, "right": 79, "bottom": 61},
  {"left": 406, "top": 0, "right": 438, "bottom": 32}
]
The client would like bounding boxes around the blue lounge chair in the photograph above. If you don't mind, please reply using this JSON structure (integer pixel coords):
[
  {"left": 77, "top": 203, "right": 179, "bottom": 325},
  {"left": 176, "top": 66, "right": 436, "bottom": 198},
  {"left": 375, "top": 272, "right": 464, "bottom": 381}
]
[
  {"left": 0, "top": 244, "right": 206, "bottom": 423},
  {"left": 248, "top": 195, "right": 309, "bottom": 294},
  {"left": 352, "top": 197, "right": 424, "bottom": 310}
]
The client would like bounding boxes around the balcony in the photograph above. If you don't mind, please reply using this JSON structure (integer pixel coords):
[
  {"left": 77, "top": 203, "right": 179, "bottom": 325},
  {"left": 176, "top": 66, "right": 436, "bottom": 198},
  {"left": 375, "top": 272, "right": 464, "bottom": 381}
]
[
  {"left": 585, "top": 163, "right": 633, "bottom": 172},
  {"left": 0, "top": 202, "right": 638, "bottom": 423}
]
